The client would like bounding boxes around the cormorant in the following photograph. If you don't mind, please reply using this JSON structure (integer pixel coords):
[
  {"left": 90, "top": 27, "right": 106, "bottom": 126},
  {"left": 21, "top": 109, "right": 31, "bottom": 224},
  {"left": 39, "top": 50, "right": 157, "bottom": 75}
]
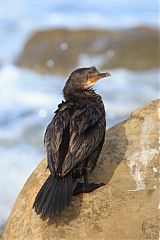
[{"left": 33, "top": 66, "right": 111, "bottom": 219}]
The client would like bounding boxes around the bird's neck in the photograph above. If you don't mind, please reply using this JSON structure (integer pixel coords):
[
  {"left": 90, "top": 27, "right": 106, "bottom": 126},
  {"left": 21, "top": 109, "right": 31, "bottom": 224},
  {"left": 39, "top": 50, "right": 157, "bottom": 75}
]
[{"left": 63, "top": 88, "right": 101, "bottom": 101}]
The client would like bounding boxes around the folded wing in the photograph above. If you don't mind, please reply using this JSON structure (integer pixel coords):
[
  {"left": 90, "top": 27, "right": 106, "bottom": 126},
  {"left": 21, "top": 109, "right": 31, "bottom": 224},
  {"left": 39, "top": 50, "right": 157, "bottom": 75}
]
[{"left": 44, "top": 102, "right": 105, "bottom": 176}]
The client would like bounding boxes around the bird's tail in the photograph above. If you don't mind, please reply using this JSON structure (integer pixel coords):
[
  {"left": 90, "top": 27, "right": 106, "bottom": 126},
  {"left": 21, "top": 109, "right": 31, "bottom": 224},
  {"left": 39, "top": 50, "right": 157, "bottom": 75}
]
[{"left": 33, "top": 174, "right": 73, "bottom": 219}]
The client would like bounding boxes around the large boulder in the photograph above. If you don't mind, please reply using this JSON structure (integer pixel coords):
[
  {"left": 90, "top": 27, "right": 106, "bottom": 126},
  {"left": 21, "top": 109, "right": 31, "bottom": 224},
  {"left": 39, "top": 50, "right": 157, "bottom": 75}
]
[
  {"left": 2, "top": 99, "right": 159, "bottom": 240},
  {"left": 15, "top": 27, "right": 159, "bottom": 75}
]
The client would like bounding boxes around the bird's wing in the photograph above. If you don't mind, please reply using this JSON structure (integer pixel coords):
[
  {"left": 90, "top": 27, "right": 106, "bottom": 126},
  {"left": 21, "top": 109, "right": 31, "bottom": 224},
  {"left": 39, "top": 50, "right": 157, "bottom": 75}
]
[
  {"left": 44, "top": 103, "right": 105, "bottom": 176},
  {"left": 44, "top": 108, "right": 70, "bottom": 173},
  {"left": 62, "top": 120, "right": 105, "bottom": 176}
]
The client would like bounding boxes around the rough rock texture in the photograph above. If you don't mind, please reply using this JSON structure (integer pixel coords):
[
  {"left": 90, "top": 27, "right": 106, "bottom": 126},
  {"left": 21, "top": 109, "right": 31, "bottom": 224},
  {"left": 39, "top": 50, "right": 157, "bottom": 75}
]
[
  {"left": 2, "top": 99, "right": 160, "bottom": 240},
  {"left": 16, "top": 27, "right": 159, "bottom": 75}
]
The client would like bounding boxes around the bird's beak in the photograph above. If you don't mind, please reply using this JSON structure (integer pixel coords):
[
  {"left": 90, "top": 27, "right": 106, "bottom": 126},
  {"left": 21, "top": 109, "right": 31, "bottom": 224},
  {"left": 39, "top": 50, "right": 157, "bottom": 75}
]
[
  {"left": 92, "top": 72, "right": 111, "bottom": 82},
  {"left": 97, "top": 72, "right": 111, "bottom": 80},
  {"left": 87, "top": 71, "right": 111, "bottom": 87}
]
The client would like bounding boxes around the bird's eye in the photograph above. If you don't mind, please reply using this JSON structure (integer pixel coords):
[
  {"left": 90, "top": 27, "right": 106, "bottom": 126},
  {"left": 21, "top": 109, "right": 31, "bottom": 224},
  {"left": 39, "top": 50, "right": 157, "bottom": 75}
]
[{"left": 91, "top": 66, "right": 96, "bottom": 71}]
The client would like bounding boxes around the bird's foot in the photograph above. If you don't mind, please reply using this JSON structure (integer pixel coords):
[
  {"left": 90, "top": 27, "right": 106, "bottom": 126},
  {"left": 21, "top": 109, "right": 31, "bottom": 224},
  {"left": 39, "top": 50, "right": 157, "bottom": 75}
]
[{"left": 73, "top": 182, "right": 105, "bottom": 196}]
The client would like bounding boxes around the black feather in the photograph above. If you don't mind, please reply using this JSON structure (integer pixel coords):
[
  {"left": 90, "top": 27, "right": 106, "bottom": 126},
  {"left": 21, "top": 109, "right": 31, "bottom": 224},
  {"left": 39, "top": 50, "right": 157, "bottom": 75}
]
[{"left": 33, "top": 174, "right": 73, "bottom": 219}]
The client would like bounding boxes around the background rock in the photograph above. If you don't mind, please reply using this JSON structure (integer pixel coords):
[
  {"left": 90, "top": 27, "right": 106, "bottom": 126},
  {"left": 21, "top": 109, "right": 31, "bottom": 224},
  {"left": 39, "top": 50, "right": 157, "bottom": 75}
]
[
  {"left": 15, "top": 27, "right": 159, "bottom": 75},
  {"left": 2, "top": 99, "right": 159, "bottom": 240}
]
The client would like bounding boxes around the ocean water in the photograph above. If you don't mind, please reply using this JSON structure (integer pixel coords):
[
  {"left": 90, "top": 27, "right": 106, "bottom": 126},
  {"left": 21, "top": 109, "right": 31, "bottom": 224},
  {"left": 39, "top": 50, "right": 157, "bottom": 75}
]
[{"left": 0, "top": 0, "right": 159, "bottom": 232}]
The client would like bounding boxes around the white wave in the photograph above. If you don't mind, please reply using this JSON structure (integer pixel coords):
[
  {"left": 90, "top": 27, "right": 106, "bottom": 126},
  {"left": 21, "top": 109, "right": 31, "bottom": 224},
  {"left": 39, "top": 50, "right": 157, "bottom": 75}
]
[
  {"left": 0, "top": 64, "right": 64, "bottom": 110},
  {"left": 0, "top": 144, "right": 43, "bottom": 227},
  {"left": 0, "top": 64, "right": 64, "bottom": 141}
]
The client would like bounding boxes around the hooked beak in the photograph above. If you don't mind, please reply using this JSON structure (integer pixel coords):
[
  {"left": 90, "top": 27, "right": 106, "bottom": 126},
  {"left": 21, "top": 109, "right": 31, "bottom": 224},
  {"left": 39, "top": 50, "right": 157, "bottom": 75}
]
[
  {"left": 97, "top": 72, "right": 111, "bottom": 79},
  {"left": 91, "top": 72, "right": 111, "bottom": 82},
  {"left": 87, "top": 71, "right": 111, "bottom": 87}
]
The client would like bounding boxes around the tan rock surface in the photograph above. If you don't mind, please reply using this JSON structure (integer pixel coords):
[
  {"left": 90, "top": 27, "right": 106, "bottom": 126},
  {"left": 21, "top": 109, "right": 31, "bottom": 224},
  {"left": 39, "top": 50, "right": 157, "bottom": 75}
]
[
  {"left": 2, "top": 99, "right": 160, "bottom": 240},
  {"left": 15, "top": 27, "right": 159, "bottom": 75}
]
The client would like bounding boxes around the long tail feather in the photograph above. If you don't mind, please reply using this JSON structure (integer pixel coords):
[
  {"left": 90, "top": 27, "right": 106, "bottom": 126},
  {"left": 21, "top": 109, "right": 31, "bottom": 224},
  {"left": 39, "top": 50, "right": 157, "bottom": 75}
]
[{"left": 33, "top": 174, "right": 73, "bottom": 219}]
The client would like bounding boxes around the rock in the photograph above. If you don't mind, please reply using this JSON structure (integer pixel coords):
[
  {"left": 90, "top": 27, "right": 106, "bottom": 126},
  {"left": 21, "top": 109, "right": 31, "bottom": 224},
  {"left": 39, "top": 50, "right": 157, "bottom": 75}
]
[
  {"left": 142, "top": 217, "right": 159, "bottom": 239},
  {"left": 15, "top": 27, "right": 159, "bottom": 75},
  {"left": 2, "top": 99, "right": 159, "bottom": 240}
]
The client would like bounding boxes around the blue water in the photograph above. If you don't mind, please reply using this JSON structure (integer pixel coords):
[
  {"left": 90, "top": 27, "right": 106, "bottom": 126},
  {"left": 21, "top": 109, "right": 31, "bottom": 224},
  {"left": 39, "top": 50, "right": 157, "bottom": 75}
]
[{"left": 0, "top": 0, "right": 159, "bottom": 230}]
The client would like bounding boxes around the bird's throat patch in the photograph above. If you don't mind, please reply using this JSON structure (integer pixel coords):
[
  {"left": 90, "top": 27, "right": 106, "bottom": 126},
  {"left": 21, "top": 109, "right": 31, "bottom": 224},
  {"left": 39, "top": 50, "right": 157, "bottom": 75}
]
[{"left": 88, "top": 76, "right": 99, "bottom": 85}]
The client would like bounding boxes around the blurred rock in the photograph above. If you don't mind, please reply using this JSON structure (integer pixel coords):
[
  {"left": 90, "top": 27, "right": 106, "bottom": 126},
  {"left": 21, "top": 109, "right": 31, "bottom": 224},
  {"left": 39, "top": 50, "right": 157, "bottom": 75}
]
[
  {"left": 2, "top": 99, "right": 159, "bottom": 240},
  {"left": 15, "top": 26, "right": 159, "bottom": 75}
]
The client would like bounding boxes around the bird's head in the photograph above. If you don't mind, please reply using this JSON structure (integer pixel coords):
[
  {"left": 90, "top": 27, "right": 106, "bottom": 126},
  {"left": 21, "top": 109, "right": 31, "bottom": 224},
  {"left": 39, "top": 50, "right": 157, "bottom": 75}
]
[{"left": 63, "top": 66, "right": 111, "bottom": 98}]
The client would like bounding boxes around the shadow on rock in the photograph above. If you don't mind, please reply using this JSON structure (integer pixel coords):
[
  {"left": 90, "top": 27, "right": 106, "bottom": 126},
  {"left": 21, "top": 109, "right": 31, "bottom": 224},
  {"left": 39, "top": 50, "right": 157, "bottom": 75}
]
[
  {"left": 91, "top": 121, "right": 128, "bottom": 184},
  {"left": 47, "top": 193, "right": 83, "bottom": 226}
]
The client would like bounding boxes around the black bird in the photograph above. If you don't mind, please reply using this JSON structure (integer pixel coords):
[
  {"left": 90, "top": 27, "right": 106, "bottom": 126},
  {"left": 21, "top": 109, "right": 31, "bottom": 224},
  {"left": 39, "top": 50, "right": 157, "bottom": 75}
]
[{"left": 33, "top": 66, "right": 111, "bottom": 219}]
